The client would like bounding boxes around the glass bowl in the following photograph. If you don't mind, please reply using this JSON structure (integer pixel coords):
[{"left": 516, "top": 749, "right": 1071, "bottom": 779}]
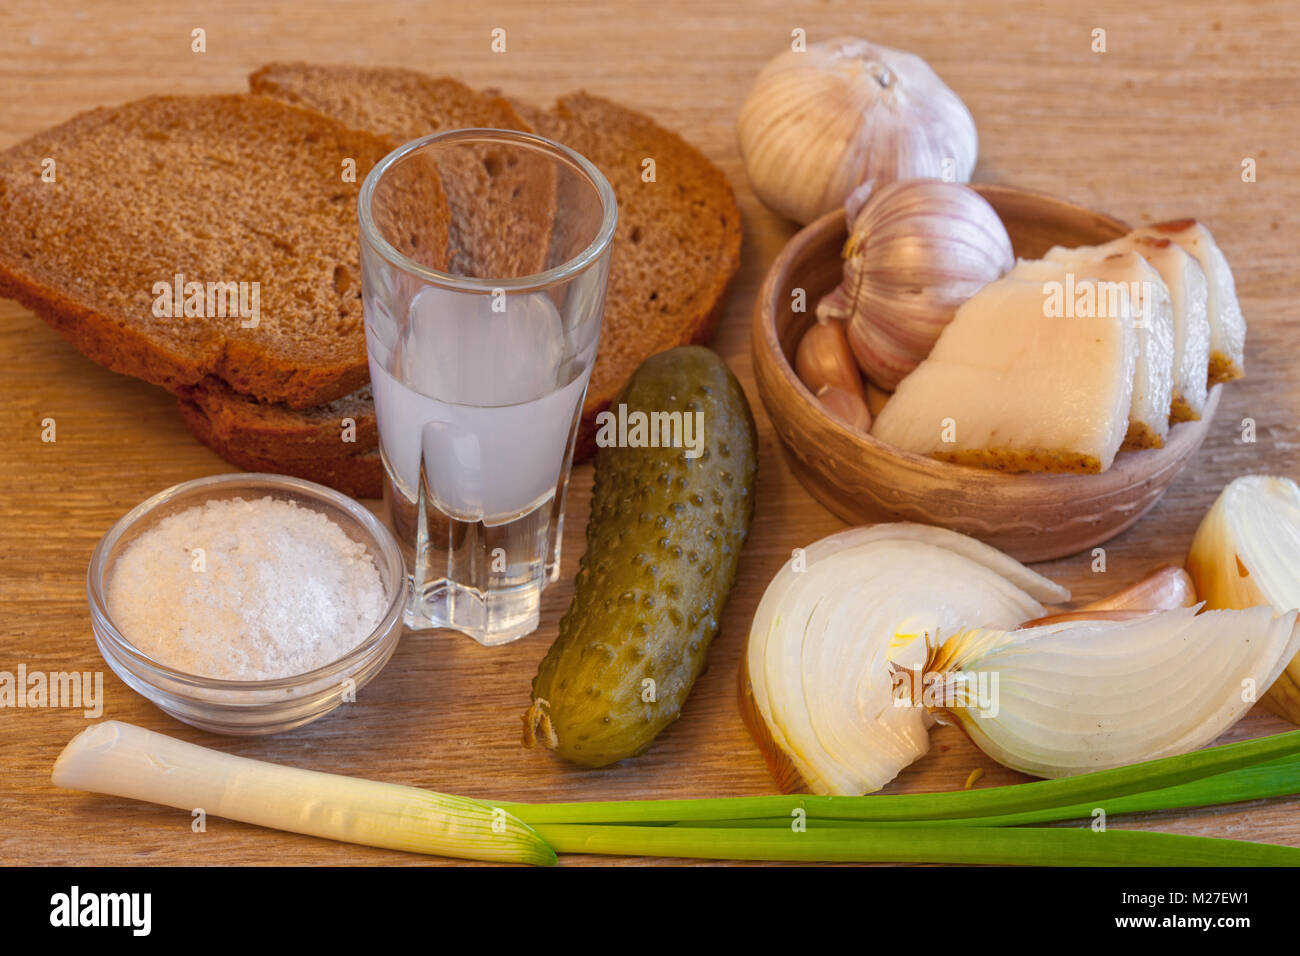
[{"left": 87, "top": 473, "right": 408, "bottom": 735}]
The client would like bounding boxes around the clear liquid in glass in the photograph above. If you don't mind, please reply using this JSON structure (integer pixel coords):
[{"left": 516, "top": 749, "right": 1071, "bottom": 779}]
[{"left": 368, "top": 286, "right": 593, "bottom": 645}]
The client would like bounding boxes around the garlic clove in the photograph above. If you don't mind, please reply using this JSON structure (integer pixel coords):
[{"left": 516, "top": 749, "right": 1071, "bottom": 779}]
[
  {"left": 1079, "top": 564, "right": 1197, "bottom": 613},
  {"left": 794, "top": 318, "right": 863, "bottom": 398},
  {"left": 816, "top": 385, "right": 871, "bottom": 432},
  {"left": 865, "top": 380, "right": 891, "bottom": 418},
  {"left": 1023, "top": 566, "right": 1196, "bottom": 626}
]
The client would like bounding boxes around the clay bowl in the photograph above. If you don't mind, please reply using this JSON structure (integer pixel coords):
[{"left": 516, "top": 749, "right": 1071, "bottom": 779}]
[{"left": 753, "top": 183, "right": 1219, "bottom": 563}]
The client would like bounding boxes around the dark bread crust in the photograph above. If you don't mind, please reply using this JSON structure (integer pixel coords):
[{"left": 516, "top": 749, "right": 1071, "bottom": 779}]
[
  {"left": 177, "top": 397, "right": 382, "bottom": 499},
  {"left": 177, "top": 377, "right": 378, "bottom": 460},
  {"left": 0, "top": 94, "right": 443, "bottom": 409}
]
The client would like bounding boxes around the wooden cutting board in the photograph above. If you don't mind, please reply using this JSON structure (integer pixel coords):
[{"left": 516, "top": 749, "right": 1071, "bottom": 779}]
[{"left": 2, "top": 0, "right": 1298, "bottom": 866}]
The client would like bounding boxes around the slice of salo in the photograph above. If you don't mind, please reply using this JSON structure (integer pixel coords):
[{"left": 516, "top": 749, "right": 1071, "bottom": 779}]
[
  {"left": 871, "top": 274, "right": 1137, "bottom": 473},
  {"left": 1015, "top": 251, "right": 1174, "bottom": 449},
  {"left": 1137, "top": 219, "right": 1245, "bottom": 385},
  {"left": 1043, "top": 234, "right": 1210, "bottom": 422}
]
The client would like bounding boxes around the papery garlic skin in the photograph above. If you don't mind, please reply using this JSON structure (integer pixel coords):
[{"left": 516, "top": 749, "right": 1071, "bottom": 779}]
[
  {"left": 935, "top": 606, "right": 1300, "bottom": 779},
  {"left": 1187, "top": 475, "right": 1300, "bottom": 724},
  {"left": 819, "top": 179, "right": 1014, "bottom": 390},
  {"left": 738, "top": 37, "right": 978, "bottom": 225}
]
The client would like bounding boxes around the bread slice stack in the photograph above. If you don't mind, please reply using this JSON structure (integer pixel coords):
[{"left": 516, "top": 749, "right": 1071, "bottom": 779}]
[
  {"left": 0, "top": 92, "right": 440, "bottom": 496},
  {"left": 191, "top": 66, "right": 742, "bottom": 486},
  {"left": 241, "top": 64, "right": 741, "bottom": 464},
  {"left": 0, "top": 93, "right": 417, "bottom": 405},
  {"left": 0, "top": 66, "right": 741, "bottom": 497}
]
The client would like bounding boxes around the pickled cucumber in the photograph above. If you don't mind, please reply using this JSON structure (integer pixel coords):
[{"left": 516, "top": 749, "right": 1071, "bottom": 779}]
[{"left": 522, "top": 346, "right": 757, "bottom": 766}]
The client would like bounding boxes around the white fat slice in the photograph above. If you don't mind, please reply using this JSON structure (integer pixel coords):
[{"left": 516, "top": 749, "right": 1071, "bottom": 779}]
[
  {"left": 871, "top": 274, "right": 1137, "bottom": 474},
  {"left": 1015, "top": 251, "right": 1173, "bottom": 449},
  {"left": 1043, "top": 234, "right": 1210, "bottom": 422},
  {"left": 1135, "top": 219, "right": 1244, "bottom": 384}
]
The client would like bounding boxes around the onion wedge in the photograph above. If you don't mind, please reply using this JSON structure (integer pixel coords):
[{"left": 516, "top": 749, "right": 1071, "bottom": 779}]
[
  {"left": 929, "top": 606, "right": 1300, "bottom": 778},
  {"left": 1188, "top": 475, "right": 1300, "bottom": 722},
  {"left": 745, "top": 523, "right": 1067, "bottom": 795}
]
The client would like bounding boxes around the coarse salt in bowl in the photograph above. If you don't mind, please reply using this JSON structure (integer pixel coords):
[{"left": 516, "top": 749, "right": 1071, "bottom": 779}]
[{"left": 87, "top": 473, "right": 408, "bottom": 735}]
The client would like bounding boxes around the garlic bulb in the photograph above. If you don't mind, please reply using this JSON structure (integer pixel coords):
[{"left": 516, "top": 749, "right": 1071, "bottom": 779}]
[
  {"left": 819, "top": 179, "right": 1013, "bottom": 390},
  {"left": 737, "top": 37, "right": 978, "bottom": 225}
]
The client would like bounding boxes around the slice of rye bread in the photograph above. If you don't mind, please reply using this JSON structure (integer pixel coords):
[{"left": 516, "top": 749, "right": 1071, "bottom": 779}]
[
  {"left": 177, "top": 397, "right": 382, "bottom": 499},
  {"left": 249, "top": 63, "right": 555, "bottom": 279},
  {"left": 177, "top": 377, "right": 377, "bottom": 459},
  {"left": 207, "top": 77, "right": 742, "bottom": 467},
  {"left": 0, "top": 94, "right": 446, "bottom": 409}
]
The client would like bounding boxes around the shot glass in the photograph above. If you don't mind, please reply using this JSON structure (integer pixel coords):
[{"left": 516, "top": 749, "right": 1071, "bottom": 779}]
[{"left": 359, "top": 128, "right": 617, "bottom": 646}]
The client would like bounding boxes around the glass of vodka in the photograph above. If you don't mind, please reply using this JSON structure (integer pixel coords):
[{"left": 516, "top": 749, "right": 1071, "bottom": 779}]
[{"left": 358, "top": 129, "right": 616, "bottom": 646}]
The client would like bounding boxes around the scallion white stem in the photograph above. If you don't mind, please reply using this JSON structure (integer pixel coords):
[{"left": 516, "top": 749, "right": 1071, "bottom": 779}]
[{"left": 52, "top": 721, "right": 555, "bottom": 865}]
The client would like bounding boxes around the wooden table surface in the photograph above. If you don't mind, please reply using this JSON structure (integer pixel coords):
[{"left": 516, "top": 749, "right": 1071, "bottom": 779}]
[{"left": 3, "top": 0, "right": 1298, "bottom": 866}]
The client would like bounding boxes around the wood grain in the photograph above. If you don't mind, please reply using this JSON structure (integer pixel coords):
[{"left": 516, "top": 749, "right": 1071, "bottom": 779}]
[{"left": 1, "top": 0, "right": 1298, "bottom": 867}]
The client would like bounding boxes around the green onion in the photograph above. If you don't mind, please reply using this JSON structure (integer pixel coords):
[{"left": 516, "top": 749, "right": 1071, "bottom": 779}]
[
  {"left": 659, "top": 753, "right": 1300, "bottom": 829},
  {"left": 941, "top": 753, "right": 1300, "bottom": 828},
  {"left": 52, "top": 721, "right": 555, "bottom": 866},
  {"left": 52, "top": 722, "right": 1300, "bottom": 866},
  {"left": 497, "top": 729, "right": 1300, "bottom": 826},
  {"left": 530, "top": 824, "right": 1300, "bottom": 866}
]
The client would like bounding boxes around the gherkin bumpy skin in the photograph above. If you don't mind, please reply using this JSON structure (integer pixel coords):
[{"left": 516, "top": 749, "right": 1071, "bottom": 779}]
[{"left": 523, "top": 347, "right": 757, "bottom": 767}]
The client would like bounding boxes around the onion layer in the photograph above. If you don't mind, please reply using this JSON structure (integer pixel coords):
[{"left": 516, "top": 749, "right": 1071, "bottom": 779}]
[{"left": 1187, "top": 475, "right": 1300, "bottom": 723}]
